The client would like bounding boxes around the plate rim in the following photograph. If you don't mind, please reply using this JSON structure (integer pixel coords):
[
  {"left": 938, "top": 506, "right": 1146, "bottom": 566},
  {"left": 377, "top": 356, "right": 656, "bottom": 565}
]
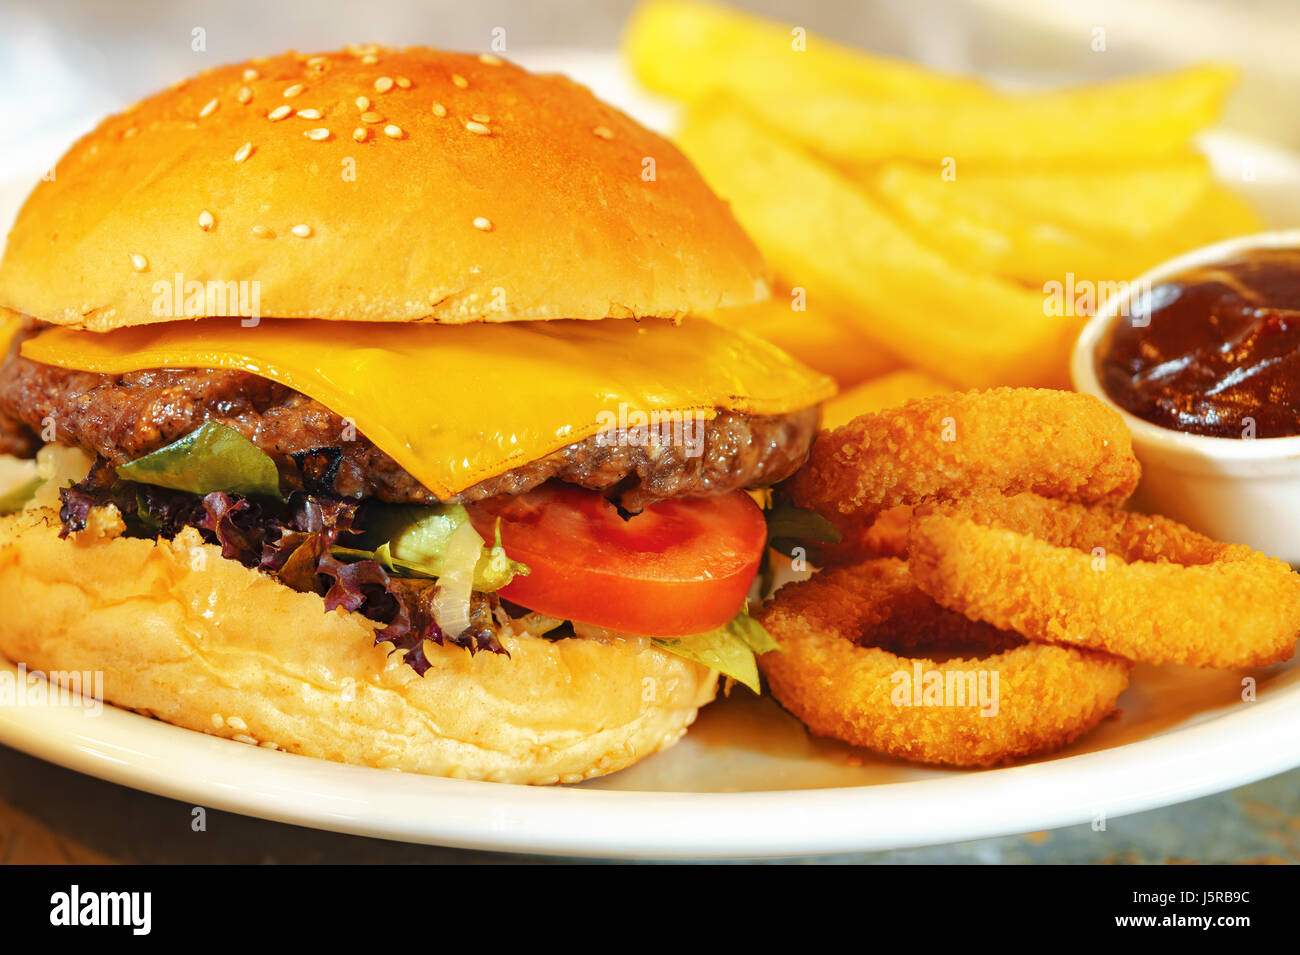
[{"left": 1, "top": 656, "right": 1297, "bottom": 858}]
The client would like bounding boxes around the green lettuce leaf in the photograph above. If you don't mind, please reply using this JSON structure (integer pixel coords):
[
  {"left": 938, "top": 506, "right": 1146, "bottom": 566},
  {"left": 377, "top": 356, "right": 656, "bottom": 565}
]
[
  {"left": 764, "top": 500, "right": 842, "bottom": 546},
  {"left": 760, "top": 500, "right": 843, "bottom": 596},
  {"left": 652, "top": 610, "right": 779, "bottom": 693},
  {"left": 116, "top": 422, "right": 282, "bottom": 498},
  {"left": 345, "top": 503, "right": 528, "bottom": 591},
  {"left": 726, "top": 608, "right": 781, "bottom": 655},
  {"left": 477, "top": 519, "right": 530, "bottom": 591}
]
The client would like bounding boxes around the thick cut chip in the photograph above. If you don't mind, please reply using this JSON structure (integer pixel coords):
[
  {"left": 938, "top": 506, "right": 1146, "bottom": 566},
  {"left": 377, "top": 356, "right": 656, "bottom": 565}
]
[
  {"left": 874, "top": 164, "right": 1261, "bottom": 286},
  {"left": 623, "top": 0, "right": 990, "bottom": 105},
  {"left": 710, "top": 295, "right": 900, "bottom": 387},
  {"left": 676, "top": 106, "right": 1076, "bottom": 388},
  {"left": 728, "top": 64, "right": 1236, "bottom": 164},
  {"left": 893, "top": 155, "right": 1214, "bottom": 240},
  {"left": 822, "top": 371, "right": 952, "bottom": 430}
]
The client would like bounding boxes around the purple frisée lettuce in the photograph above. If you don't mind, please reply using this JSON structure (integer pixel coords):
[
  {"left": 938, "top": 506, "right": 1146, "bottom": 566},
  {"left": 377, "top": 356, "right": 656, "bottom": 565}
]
[{"left": 58, "top": 458, "right": 505, "bottom": 674}]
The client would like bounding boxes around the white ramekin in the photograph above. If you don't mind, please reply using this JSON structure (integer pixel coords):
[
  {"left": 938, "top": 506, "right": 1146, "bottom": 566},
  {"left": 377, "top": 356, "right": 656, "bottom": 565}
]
[{"left": 1071, "top": 229, "right": 1300, "bottom": 565}]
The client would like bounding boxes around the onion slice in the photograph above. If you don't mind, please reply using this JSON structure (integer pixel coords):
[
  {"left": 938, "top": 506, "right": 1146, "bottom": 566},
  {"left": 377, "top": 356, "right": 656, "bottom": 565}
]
[{"left": 430, "top": 519, "right": 485, "bottom": 637}]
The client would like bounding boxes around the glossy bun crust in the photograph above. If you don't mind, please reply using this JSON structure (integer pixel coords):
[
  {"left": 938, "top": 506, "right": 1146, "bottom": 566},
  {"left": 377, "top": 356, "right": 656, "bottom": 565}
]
[
  {"left": 0, "top": 507, "right": 717, "bottom": 783},
  {"left": 0, "top": 47, "right": 768, "bottom": 330}
]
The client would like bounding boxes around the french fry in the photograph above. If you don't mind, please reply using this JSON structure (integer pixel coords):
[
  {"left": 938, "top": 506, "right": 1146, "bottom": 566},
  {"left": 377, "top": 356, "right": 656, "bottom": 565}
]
[
  {"left": 822, "top": 370, "right": 952, "bottom": 429},
  {"left": 731, "top": 64, "right": 1236, "bottom": 164},
  {"left": 908, "top": 155, "right": 1213, "bottom": 240},
  {"left": 623, "top": 0, "right": 989, "bottom": 104},
  {"left": 874, "top": 163, "right": 1262, "bottom": 286},
  {"left": 1174, "top": 184, "right": 1263, "bottom": 245},
  {"left": 710, "top": 295, "right": 901, "bottom": 387},
  {"left": 676, "top": 105, "right": 1077, "bottom": 388}
]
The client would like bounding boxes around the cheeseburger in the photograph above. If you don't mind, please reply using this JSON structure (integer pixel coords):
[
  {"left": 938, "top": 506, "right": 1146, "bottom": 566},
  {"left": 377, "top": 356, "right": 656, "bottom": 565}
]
[{"left": 0, "top": 47, "right": 833, "bottom": 784}]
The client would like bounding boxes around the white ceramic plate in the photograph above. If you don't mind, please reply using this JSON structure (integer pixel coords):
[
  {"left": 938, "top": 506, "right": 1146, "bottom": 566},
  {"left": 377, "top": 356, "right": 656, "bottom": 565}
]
[
  {"left": 2, "top": 657, "right": 1299, "bottom": 857},
  {"left": 3, "top": 53, "right": 1300, "bottom": 859}
]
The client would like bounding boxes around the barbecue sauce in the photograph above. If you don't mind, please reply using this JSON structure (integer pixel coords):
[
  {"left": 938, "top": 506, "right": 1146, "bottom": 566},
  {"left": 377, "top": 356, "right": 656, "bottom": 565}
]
[{"left": 1097, "top": 248, "right": 1300, "bottom": 438}]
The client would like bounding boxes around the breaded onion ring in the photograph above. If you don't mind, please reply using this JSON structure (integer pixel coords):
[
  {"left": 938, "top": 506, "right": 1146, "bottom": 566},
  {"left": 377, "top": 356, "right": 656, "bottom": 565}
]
[
  {"left": 789, "top": 388, "right": 1140, "bottom": 520},
  {"left": 757, "top": 559, "right": 1132, "bottom": 767},
  {"left": 820, "top": 506, "right": 914, "bottom": 566},
  {"left": 908, "top": 493, "right": 1300, "bottom": 668}
]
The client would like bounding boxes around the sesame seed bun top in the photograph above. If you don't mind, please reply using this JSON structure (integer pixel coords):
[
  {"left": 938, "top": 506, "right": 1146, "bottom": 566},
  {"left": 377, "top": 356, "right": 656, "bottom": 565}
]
[{"left": 0, "top": 46, "right": 770, "bottom": 330}]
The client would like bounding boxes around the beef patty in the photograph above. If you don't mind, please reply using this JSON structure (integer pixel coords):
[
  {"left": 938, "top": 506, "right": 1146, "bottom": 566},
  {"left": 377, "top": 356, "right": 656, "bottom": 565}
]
[
  {"left": 0, "top": 347, "right": 818, "bottom": 509},
  {"left": 0, "top": 409, "right": 36, "bottom": 457}
]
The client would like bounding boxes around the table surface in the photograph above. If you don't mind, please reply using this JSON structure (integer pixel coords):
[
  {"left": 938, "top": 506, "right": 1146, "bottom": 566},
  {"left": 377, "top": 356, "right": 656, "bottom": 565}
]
[{"left": 1, "top": 744, "right": 1296, "bottom": 864}]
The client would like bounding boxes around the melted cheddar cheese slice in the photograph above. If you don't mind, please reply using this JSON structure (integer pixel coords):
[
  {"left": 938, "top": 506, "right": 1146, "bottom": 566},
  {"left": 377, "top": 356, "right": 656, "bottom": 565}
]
[{"left": 22, "top": 317, "right": 834, "bottom": 498}]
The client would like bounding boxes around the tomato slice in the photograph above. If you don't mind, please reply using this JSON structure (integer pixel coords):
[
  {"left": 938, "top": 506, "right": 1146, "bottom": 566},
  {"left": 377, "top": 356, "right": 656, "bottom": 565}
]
[{"left": 465, "top": 483, "right": 767, "bottom": 637}]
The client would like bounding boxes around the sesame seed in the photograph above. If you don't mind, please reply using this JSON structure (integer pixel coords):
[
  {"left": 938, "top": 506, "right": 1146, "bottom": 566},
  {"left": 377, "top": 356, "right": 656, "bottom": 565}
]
[
  {"left": 352, "top": 127, "right": 368, "bottom": 142},
  {"left": 479, "top": 53, "right": 503, "bottom": 66},
  {"left": 355, "top": 95, "right": 370, "bottom": 111},
  {"left": 198, "top": 209, "right": 215, "bottom": 231},
  {"left": 465, "top": 121, "right": 491, "bottom": 136},
  {"left": 199, "top": 97, "right": 219, "bottom": 118},
  {"left": 233, "top": 142, "right": 253, "bottom": 162},
  {"left": 129, "top": 252, "right": 148, "bottom": 271},
  {"left": 593, "top": 125, "right": 614, "bottom": 140},
  {"left": 360, "top": 111, "right": 384, "bottom": 124},
  {"left": 251, "top": 225, "right": 273, "bottom": 238},
  {"left": 472, "top": 216, "right": 492, "bottom": 231},
  {"left": 243, "top": 68, "right": 259, "bottom": 82},
  {"left": 431, "top": 102, "right": 447, "bottom": 117},
  {"left": 374, "top": 76, "right": 394, "bottom": 93},
  {"left": 304, "top": 127, "right": 330, "bottom": 140},
  {"left": 267, "top": 105, "right": 292, "bottom": 121},
  {"left": 296, "top": 108, "right": 322, "bottom": 119},
  {"left": 361, "top": 54, "right": 378, "bottom": 65},
  {"left": 306, "top": 56, "right": 327, "bottom": 69},
  {"left": 383, "top": 124, "right": 404, "bottom": 139},
  {"left": 227, "top": 716, "right": 249, "bottom": 732},
  {"left": 471, "top": 113, "right": 491, "bottom": 123},
  {"left": 451, "top": 74, "right": 469, "bottom": 89},
  {"left": 283, "top": 83, "right": 305, "bottom": 98},
  {"left": 395, "top": 76, "right": 411, "bottom": 89},
  {"left": 122, "top": 126, "right": 137, "bottom": 138},
  {"left": 291, "top": 224, "right": 312, "bottom": 237},
  {"left": 232, "top": 734, "right": 258, "bottom": 746},
  {"left": 237, "top": 86, "right": 253, "bottom": 104},
  {"left": 211, "top": 713, "right": 225, "bottom": 729}
]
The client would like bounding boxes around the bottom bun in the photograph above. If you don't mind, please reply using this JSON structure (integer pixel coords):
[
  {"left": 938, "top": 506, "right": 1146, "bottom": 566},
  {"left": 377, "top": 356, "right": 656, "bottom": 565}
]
[{"left": 0, "top": 507, "right": 717, "bottom": 784}]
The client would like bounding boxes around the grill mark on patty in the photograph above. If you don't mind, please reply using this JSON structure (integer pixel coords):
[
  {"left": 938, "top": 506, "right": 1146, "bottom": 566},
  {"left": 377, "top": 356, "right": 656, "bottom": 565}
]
[{"left": 0, "top": 340, "right": 818, "bottom": 507}]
